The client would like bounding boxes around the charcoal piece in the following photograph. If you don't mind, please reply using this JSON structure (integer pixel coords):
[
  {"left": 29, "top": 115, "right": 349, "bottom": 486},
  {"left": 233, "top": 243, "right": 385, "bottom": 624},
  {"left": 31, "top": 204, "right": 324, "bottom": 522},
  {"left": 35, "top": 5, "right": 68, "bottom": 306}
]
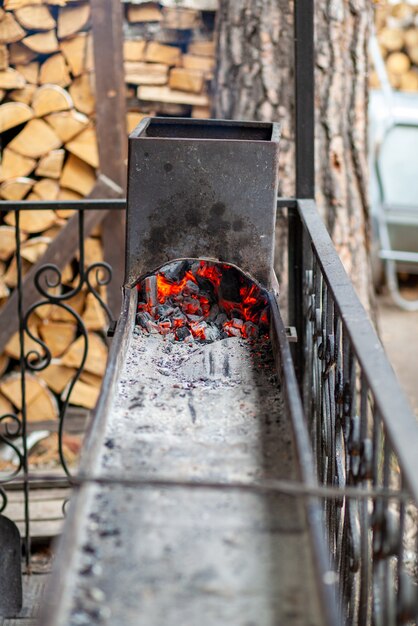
[
  {"left": 186, "top": 314, "right": 204, "bottom": 323},
  {"left": 161, "top": 260, "right": 190, "bottom": 282},
  {"left": 207, "top": 304, "right": 219, "bottom": 321},
  {"left": 218, "top": 267, "right": 241, "bottom": 303},
  {"left": 224, "top": 325, "right": 242, "bottom": 338},
  {"left": 183, "top": 280, "right": 199, "bottom": 296},
  {"left": 205, "top": 324, "right": 221, "bottom": 342},
  {"left": 189, "top": 261, "right": 201, "bottom": 275},
  {"left": 145, "top": 320, "right": 160, "bottom": 333},
  {"left": 200, "top": 303, "right": 211, "bottom": 316},
  {"left": 197, "top": 292, "right": 212, "bottom": 312},
  {"left": 231, "top": 318, "right": 244, "bottom": 329},
  {"left": 244, "top": 321, "right": 259, "bottom": 339},
  {"left": 172, "top": 311, "right": 187, "bottom": 325},
  {"left": 158, "top": 319, "right": 172, "bottom": 333},
  {"left": 198, "top": 291, "right": 212, "bottom": 303},
  {"left": 157, "top": 304, "right": 175, "bottom": 318},
  {"left": 136, "top": 311, "right": 152, "bottom": 329},
  {"left": 259, "top": 306, "right": 270, "bottom": 327},
  {"left": 176, "top": 326, "right": 191, "bottom": 341},
  {"left": 182, "top": 298, "right": 202, "bottom": 315},
  {"left": 215, "top": 313, "right": 228, "bottom": 326},
  {"left": 190, "top": 321, "right": 209, "bottom": 340},
  {"left": 195, "top": 275, "right": 216, "bottom": 298},
  {"left": 144, "top": 276, "right": 158, "bottom": 312}
]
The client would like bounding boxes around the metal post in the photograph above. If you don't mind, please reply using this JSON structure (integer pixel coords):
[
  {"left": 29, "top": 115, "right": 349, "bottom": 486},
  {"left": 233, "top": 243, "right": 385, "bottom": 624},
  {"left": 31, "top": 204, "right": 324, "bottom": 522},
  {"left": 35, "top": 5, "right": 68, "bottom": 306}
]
[
  {"left": 15, "top": 210, "right": 31, "bottom": 570},
  {"left": 290, "top": 0, "right": 315, "bottom": 381},
  {"left": 91, "top": 0, "right": 127, "bottom": 319},
  {"left": 295, "top": 0, "right": 315, "bottom": 199}
]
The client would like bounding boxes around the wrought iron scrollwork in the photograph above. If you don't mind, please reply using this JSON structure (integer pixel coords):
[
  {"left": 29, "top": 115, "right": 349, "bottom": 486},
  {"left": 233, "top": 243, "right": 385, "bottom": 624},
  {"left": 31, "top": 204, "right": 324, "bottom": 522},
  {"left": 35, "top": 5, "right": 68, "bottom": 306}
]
[
  {"left": 22, "top": 211, "right": 113, "bottom": 478},
  {"left": 0, "top": 413, "right": 23, "bottom": 479},
  {"left": 0, "top": 205, "right": 116, "bottom": 568},
  {"left": 23, "top": 300, "right": 89, "bottom": 478},
  {"left": 0, "top": 413, "right": 24, "bottom": 518}
]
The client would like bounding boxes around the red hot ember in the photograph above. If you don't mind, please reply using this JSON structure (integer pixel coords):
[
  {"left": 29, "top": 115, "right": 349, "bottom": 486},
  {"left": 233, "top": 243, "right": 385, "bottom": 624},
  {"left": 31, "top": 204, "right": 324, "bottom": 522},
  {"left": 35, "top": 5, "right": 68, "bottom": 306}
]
[{"left": 136, "top": 260, "right": 270, "bottom": 343}]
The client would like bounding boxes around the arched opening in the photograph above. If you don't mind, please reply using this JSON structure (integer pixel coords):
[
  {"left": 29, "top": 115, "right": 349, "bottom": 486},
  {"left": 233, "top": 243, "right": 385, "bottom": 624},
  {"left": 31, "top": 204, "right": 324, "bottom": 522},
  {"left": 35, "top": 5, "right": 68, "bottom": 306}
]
[{"left": 136, "top": 259, "right": 270, "bottom": 343}]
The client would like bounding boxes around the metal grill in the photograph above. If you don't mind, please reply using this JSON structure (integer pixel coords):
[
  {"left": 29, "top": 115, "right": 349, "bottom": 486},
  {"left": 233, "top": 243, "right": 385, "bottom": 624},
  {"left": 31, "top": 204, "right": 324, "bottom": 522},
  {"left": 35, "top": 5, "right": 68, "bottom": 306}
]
[{"left": 0, "top": 0, "right": 417, "bottom": 624}]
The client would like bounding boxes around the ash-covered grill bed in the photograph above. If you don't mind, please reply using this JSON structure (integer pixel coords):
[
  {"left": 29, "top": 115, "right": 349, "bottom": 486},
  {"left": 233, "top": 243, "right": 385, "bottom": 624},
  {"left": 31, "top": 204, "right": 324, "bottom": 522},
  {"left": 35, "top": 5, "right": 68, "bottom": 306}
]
[{"left": 41, "top": 118, "right": 329, "bottom": 625}]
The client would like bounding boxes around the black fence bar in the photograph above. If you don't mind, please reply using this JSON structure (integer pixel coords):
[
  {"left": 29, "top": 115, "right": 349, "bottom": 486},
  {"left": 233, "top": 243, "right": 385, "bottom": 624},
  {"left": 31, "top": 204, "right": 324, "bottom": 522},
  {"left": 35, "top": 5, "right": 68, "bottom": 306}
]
[
  {"left": 0, "top": 199, "right": 127, "bottom": 212},
  {"left": 14, "top": 211, "right": 31, "bottom": 568},
  {"left": 0, "top": 198, "right": 295, "bottom": 213},
  {"left": 292, "top": 0, "right": 315, "bottom": 383},
  {"left": 277, "top": 197, "right": 297, "bottom": 209},
  {"left": 270, "top": 294, "right": 341, "bottom": 626}
]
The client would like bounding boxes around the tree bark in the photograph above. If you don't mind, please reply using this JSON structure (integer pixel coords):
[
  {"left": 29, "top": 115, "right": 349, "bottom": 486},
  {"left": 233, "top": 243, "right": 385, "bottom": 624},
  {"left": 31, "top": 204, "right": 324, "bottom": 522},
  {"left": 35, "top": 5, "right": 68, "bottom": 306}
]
[{"left": 213, "top": 0, "right": 374, "bottom": 312}]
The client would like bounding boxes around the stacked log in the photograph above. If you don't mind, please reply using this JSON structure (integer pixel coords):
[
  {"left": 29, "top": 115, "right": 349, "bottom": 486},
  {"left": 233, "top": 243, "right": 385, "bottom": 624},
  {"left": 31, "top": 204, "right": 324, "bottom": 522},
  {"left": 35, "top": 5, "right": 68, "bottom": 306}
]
[
  {"left": 0, "top": 0, "right": 218, "bottom": 429},
  {"left": 0, "top": 243, "right": 109, "bottom": 420},
  {"left": 0, "top": 2, "right": 108, "bottom": 423},
  {"left": 123, "top": 0, "right": 216, "bottom": 125},
  {"left": 0, "top": 2, "right": 98, "bottom": 193},
  {"left": 372, "top": 2, "right": 418, "bottom": 92}
]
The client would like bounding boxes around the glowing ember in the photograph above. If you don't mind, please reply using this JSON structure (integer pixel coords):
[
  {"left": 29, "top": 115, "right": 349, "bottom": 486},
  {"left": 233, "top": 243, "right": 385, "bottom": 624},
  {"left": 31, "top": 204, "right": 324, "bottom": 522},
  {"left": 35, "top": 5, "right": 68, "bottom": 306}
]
[{"left": 136, "top": 260, "right": 269, "bottom": 342}]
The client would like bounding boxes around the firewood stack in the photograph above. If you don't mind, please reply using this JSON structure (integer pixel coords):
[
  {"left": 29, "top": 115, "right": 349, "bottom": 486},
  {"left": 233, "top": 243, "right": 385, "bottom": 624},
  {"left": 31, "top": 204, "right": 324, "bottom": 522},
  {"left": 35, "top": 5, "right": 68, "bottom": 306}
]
[
  {"left": 371, "top": 1, "right": 418, "bottom": 92},
  {"left": 123, "top": 0, "right": 217, "bottom": 128},
  {"left": 0, "top": 1, "right": 98, "bottom": 195},
  {"left": 0, "top": 0, "right": 100, "bottom": 296},
  {"left": 0, "top": 1, "right": 109, "bottom": 423},
  {"left": 0, "top": 0, "right": 217, "bottom": 428},
  {"left": 0, "top": 240, "right": 110, "bottom": 420}
]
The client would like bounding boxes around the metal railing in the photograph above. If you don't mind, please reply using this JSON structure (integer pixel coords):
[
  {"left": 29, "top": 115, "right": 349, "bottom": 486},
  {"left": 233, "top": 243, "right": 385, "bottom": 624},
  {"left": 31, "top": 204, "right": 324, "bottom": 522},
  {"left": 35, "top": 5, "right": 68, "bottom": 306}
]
[
  {"left": 287, "top": 197, "right": 418, "bottom": 625},
  {"left": 1, "top": 196, "right": 417, "bottom": 624},
  {"left": 0, "top": 199, "right": 125, "bottom": 568}
]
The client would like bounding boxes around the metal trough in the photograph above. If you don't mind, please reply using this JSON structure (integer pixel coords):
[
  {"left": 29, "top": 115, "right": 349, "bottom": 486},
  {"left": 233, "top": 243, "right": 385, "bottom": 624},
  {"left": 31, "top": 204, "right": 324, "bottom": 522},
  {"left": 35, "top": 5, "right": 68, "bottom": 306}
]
[{"left": 40, "top": 118, "right": 336, "bottom": 626}]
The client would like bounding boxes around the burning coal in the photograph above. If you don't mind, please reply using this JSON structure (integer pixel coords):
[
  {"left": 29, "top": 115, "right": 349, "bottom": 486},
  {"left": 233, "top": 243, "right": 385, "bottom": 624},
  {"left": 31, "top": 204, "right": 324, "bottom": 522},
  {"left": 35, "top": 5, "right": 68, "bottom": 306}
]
[{"left": 136, "top": 260, "right": 270, "bottom": 343}]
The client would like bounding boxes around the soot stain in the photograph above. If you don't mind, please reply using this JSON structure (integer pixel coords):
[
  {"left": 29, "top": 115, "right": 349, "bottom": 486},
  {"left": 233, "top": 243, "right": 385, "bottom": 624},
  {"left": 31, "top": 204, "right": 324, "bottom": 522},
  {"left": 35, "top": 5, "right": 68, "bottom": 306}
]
[
  {"left": 210, "top": 202, "right": 226, "bottom": 217},
  {"left": 141, "top": 189, "right": 261, "bottom": 273},
  {"left": 209, "top": 351, "right": 214, "bottom": 376},
  {"left": 188, "top": 397, "right": 197, "bottom": 424},
  {"left": 223, "top": 354, "right": 230, "bottom": 378},
  {"left": 185, "top": 208, "right": 201, "bottom": 227},
  {"left": 145, "top": 225, "right": 169, "bottom": 255}
]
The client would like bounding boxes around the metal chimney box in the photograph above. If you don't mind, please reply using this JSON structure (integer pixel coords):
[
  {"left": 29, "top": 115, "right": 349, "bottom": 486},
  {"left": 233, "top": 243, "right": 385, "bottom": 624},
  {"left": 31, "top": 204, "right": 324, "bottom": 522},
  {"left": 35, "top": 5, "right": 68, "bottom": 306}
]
[{"left": 125, "top": 117, "right": 280, "bottom": 287}]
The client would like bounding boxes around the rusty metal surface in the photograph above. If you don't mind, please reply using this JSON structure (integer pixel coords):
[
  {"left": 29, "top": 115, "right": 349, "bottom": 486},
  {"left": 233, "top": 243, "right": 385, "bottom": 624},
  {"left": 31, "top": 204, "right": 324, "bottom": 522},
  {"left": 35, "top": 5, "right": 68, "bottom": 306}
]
[{"left": 125, "top": 118, "right": 280, "bottom": 287}]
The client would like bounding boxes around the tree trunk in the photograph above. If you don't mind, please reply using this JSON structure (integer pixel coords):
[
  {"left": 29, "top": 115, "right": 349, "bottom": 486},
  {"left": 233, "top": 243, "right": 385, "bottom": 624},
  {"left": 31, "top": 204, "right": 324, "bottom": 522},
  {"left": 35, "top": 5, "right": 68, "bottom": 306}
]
[{"left": 213, "top": 0, "right": 374, "bottom": 313}]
